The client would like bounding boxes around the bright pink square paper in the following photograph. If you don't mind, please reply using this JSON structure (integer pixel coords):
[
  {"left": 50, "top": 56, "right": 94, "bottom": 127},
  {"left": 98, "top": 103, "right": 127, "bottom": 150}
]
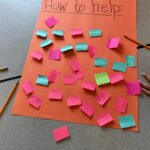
[
  {"left": 48, "top": 90, "right": 62, "bottom": 100},
  {"left": 71, "top": 28, "right": 83, "bottom": 36},
  {"left": 48, "top": 70, "right": 60, "bottom": 82},
  {"left": 45, "top": 16, "right": 58, "bottom": 28},
  {"left": 67, "top": 96, "right": 82, "bottom": 107},
  {"left": 88, "top": 45, "right": 96, "bottom": 57},
  {"left": 109, "top": 73, "right": 124, "bottom": 84},
  {"left": 69, "top": 59, "right": 80, "bottom": 72},
  {"left": 81, "top": 81, "right": 96, "bottom": 91},
  {"left": 31, "top": 51, "right": 43, "bottom": 61},
  {"left": 49, "top": 49, "right": 61, "bottom": 60},
  {"left": 107, "top": 38, "right": 120, "bottom": 49},
  {"left": 22, "top": 81, "right": 34, "bottom": 95},
  {"left": 28, "top": 95, "right": 42, "bottom": 109}
]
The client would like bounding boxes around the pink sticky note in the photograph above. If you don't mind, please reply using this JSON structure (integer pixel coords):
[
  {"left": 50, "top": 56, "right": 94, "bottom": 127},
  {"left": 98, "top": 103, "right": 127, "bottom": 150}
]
[
  {"left": 96, "top": 112, "right": 113, "bottom": 127},
  {"left": 96, "top": 90, "right": 111, "bottom": 106},
  {"left": 115, "top": 97, "right": 128, "bottom": 113},
  {"left": 22, "top": 81, "right": 34, "bottom": 95},
  {"left": 28, "top": 95, "right": 42, "bottom": 109},
  {"left": 72, "top": 70, "right": 84, "bottom": 80},
  {"left": 81, "top": 81, "right": 96, "bottom": 91},
  {"left": 67, "top": 96, "right": 82, "bottom": 107},
  {"left": 48, "top": 70, "right": 60, "bottom": 82},
  {"left": 80, "top": 102, "right": 95, "bottom": 117},
  {"left": 31, "top": 51, "right": 43, "bottom": 61},
  {"left": 48, "top": 90, "right": 62, "bottom": 100},
  {"left": 88, "top": 45, "right": 96, "bottom": 57},
  {"left": 69, "top": 59, "right": 80, "bottom": 72},
  {"left": 52, "top": 125, "right": 70, "bottom": 142},
  {"left": 109, "top": 73, "right": 124, "bottom": 84},
  {"left": 45, "top": 16, "right": 58, "bottom": 28},
  {"left": 49, "top": 49, "right": 61, "bottom": 60},
  {"left": 126, "top": 81, "right": 142, "bottom": 95},
  {"left": 64, "top": 75, "right": 77, "bottom": 85},
  {"left": 71, "top": 28, "right": 83, "bottom": 36},
  {"left": 107, "top": 38, "right": 120, "bottom": 49}
]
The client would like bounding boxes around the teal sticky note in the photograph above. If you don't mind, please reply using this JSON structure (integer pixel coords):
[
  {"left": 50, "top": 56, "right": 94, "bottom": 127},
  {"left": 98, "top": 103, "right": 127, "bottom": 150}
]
[
  {"left": 126, "top": 56, "right": 136, "bottom": 67},
  {"left": 94, "top": 58, "right": 108, "bottom": 67},
  {"left": 36, "top": 75, "right": 49, "bottom": 86},
  {"left": 61, "top": 44, "right": 73, "bottom": 52},
  {"left": 40, "top": 39, "right": 53, "bottom": 48},
  {"left": 76, "top": 43, "right": 88, "bottom": 51},
  {"left": 36, "top": 29, "right": 48, "bottom": 38},
  {"left": 52, "top": 30, "right": 64, "bottom": 37},
  {"left": 118, "top": 115, "right": 136, "bottom": 129},
  {"left": 89, "top": 29, "right": 102, "bottom": 37},
  {"left": 113, "top": 62, "right": 127, "bottom": 72}
]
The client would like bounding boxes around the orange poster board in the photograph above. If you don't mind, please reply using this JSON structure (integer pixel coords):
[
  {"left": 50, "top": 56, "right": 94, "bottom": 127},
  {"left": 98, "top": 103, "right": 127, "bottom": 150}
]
[{"left": 12, "top": 0, "right": 138, "bottom": 131}]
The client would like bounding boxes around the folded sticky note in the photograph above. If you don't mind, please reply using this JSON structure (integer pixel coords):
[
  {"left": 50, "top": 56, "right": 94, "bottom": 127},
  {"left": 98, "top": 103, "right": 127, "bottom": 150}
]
[
  {"left": 31, "top": 51, "right": 43, "bottom": 61},
  {"left": 109, "top": 73, "right": 124, "bottom": 84},
  {"left": 95, "top": 72, "right": 110, "bottom": 86},
  {"left": 89, "top": 29, "right": 102, "bottom": 37},
  {"left": 45, "top": 16, "right": 58, "bottom": 28},
  {"left": 52, "top": 30, "right": 64, "bottom": 37},
  {"left": 126, "top": 56, "right": 136, "bottom": 67},
  {"left": 76, "top": 43, "right": 88, "bottom": 51},
  {"left": 67, "top": 96, "right": 82, "bottom": 107},
  {"left": 48, "top": 70, "right": 60, "bottom": 82},
  {"left": 112, "top": 62, "right": 127, "bottom": 72},
  {"left": 96, "top": 90, "right": 111, "bottom": 106},
  {"left": 107, "top": 38, "right": 120, "bottom": 49},
  {"left": 64, "top": 75, "right": 77, "bottom": 85},
  {"left": 126, "top": 81, "right": 142, "bottom": 95},
  {"left": 36, "top": 75, "right": 49, "bottom": 86},
  {"left": 80, "top": 102, "right": 95, "bottom": 118},
  {"left": 40, "top": 39, "right": 53, "bottom": 48},
  {"left": 61, "top": 44, "right": 73, "bottom": 52},
  {"left": 28, "top": 95, "right": 42, "bottom": 109},
  {"left": 71, "top": 28, "right": 83, "bottom": 36},
  {"left": 69, "top": 59, "right": 80, "bottom": 72},
  {"left": 118, "top": 115, "right": 136, "bottom": 129},
  {"left": 48, "top": 90, "right": 62, "bottom": 100},
  {"left": 94, "top": 58, "right": 108, "bottom": 67},
  {"left": 96, "top": 112, "right": 113, "bottom": 127},
  {"left": 81, "top": 81, "right": 96, "bottom": 91},
  {"left": 88, "top": 45, "right": 96, "bottom": 57},
  {"left": 22, "top": 81, "right": 34, "bottom": 95},
  {"left": 52, "top": 125, "right": 70, "bottom": 142},
  {"left": 115, "top": 97, "right": 128, "bottom": 113},
  {"left": 36, "top": 29, "right": 48, "bottom": 38},
  {"left": 49, "top": 49, "right": 61, "bottom": 60}
]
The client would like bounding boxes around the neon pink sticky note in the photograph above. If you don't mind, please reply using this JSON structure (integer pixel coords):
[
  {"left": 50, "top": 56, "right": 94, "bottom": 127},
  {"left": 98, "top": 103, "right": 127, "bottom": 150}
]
[
  {"left": 52, "top": 125, "right": 70, "bottom": 142},
  {"left": 88, "top": 45, "right": 96, "bottom": 57},
  {"left": 67, "top": 96, "right": 82, "bottom": 107},
  {"left": 49, "top": 49, "right": 61, "bottom": 60},
  {"left": 80, "top": 102, "right": 95, "bottom": 117},
  {"left": 48, "top": 90, "right": 62, "bottom": 100},
  {"left": 45, "top": 16, "right": 58, "bottom": 28},
  {"left": 126, "top": 81, "right": 142, "bottom": 95},
  {"left": 109, "top": 73, "right": 124, "bottom": 84},
  {"left": 115, "top": 97, "right": 128, "bottom": 113},
  {"left": 71, "top": 28, "right": 83, "bottom": 36},
  {"left": 31, "top": 51, "right": 43, "bottom": 61},
  {"left": 22, "top": 81, "right": 34, "bottom": 95},
  {"left": 81, "top": 81, "right": 96, "bottom": 91},
  {"left": 48, "top": 70, "right": 60, "bottom": 82},
  {"left": 28, "top": 95, "right": 42, "bottom": 109},
  {"left": 96, "top": 90, "right": 111, "bottom": 106},
  {"left": 69, "top": 59, "right": 80, "bottom": 72},
  {"left": 107, "top": 38, "right": 120, "bottom": 49},
  {"left": 64, "top": 75, "right": 77, "bottom": 85},
  {"left": 72, "top": 71, "right": 84, "bottom": 80},
  {"left": 96, "top": 112, "right": 113, "bottom": 127}
]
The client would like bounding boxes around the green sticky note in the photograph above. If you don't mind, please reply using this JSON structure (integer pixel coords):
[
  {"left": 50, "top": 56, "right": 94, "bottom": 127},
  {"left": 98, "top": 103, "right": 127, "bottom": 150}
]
[
  {"left": 52, "top": 30, "right": 64, "bottom": 37},
  {"left": 61, "top": 44, "right": 73, "bottom": 52},
  {"left": 94, "top": 58, "right": 108, "bottom": 67},
  {"left": 36, "top": 29, "right": 48, "bottom": 38},
  {"left": 95, "top": 72, "right": 110, "bottom": 86},
  {"left": 118, "top": 115, "right": 136, "bottom": 129},
  {"left": 113, "top": 62, "right": 127, "bottom": 72},
  {"left": 89, "top": 29, "right": 102, "bottom": 37},
  {"left": 36, "top": 75, "right": 49, "bottom": 86},
  {"left": 126, "top": 56, "right": 136, "bottom": 67},
  {"left": 76, "top": 43, "right": 88, "bottom": 51},
  {"left": 40, "top": 39, "right": 53, "bottom": 48}
]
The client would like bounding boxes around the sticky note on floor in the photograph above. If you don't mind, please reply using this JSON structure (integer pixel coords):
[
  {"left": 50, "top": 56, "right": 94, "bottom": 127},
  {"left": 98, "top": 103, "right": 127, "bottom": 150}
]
[
  {"left": 67, "top": 96, "right": 82, "bottom": 107},
  {"left": 113, "top": 62, "right": 127, "bottom": 72},
  {"left": 52, "top": 125, "right": 70, "bottom": 142},
  {"left": 22, "top": 81, "right": 34, "bottom": 95},
  {"left": 126, "top": 81, "right": 142, "bottom": 95},
  {"left": 126, "top": 56, "right": 136, "bottom": 67},
  {"left": 64, "top": 75, "right": 77, "bottom": 85},
  {"left": 36, "top": 75, "right": 49, "bottom": 86},
  {"left": 76, "top": 43, "right": 88, "bottom": 51},
  {"left": 88, "top": 45, "right": 96, "bottom": 57},
  {"left": 71, "top": 28, "right": 83, "bottom": 36},
  {"left": 81, "top": 81, "right": 96, "bottom": 91},
  {"left": 94, "top": 58, "right": 108, "bottom": 67},
  {"left": 40, "top": 39, "right": 53, "bottom": 48},
  {"left": 118, "top": 115, "right": 136, "bottom": 129},
  {"left": 28, "top": 95, "right": 42, "bottom": 109},
  {"left": 95, "top": 72, "right": 110, "bottom": 86},
  {"left": 36, "top": 29, "right": 48, "bottom": 38},
  {"left": 48, "top": 90, "right": 62, "bottom": 100},
  {"left": 96, "top": 112, "right": 113, "bottom": 127},
  {"left": 45, "top": 16, "right": 58, "bottom": 28},
  {"left": 48, "top": 70, "right": 60, "bottom": 82},
  {"left": 107, "top": 38, "right": 120, "bottom": 49},
  {"left": 109, "top": 73, "right": 124, "bottom": 84},
  {"left": 31, "top": 51, "right": 43, "bottom": 61},
  {"left": 61, "top": 44, "right": 73, "bottom": 52},
  {"left": 69, "top": 59, "right": 80, "bottom": 72},
  {"left": 49, "top": 49, "right": 61, "bottom": 60},
  {"left": 89, "top": 29, "right": 102, "bottom": 37},
  {"left": 52, "top": 30, "right": 64, "bottom": 37}
]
